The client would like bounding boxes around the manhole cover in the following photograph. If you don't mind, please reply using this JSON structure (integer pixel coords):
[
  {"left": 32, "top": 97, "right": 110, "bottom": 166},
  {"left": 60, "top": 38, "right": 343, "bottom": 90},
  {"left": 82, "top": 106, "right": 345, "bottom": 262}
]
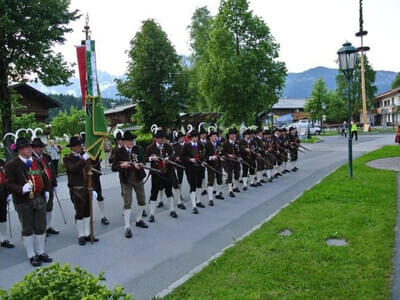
[
  {"left": 326, "top": 238, "right": 348, "bottom": 246},
  {"left": 278, "top": 229, "right": 292, "bottom": 236}
]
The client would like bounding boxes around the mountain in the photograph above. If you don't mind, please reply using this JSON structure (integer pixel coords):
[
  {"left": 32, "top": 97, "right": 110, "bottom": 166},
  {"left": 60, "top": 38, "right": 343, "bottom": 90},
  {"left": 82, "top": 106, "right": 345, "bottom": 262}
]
[{"left": 31, "top": 67, "right": 397, "bottom": 100}]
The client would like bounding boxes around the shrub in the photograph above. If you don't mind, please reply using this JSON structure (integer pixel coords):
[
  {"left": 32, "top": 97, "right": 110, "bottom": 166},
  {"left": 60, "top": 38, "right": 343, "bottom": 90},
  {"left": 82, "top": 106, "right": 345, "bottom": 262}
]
[{"left": 0, "top": 263, "right": 133, "bottom": 299}]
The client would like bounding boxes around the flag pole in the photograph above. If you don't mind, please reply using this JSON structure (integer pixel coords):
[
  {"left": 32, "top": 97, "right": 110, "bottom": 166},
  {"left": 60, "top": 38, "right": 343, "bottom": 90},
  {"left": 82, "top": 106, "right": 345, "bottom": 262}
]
[{"left": 83, "top": 14, "right": 94, "bottom": 244}]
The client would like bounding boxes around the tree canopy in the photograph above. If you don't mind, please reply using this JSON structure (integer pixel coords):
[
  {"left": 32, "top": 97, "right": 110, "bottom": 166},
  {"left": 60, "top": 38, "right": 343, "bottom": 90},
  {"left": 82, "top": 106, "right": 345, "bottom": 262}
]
[
  {"left": 116, "top": 19, "right": 186, "bottom": 132},
  {"left": 199, "top": 0, "right": 286, "bottom": 126},
  {"left": 392, "top": 72, "right": 400, "bottom": 90}
]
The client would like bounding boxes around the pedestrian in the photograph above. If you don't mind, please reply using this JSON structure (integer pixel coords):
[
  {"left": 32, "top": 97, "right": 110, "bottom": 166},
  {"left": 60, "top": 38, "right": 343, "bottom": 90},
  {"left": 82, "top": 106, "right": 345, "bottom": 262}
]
[
  {"left": 32, "top": 138, "right": 59, "bottom": 236},
  {"left": 341, "top": 121, "right": 347, "bottom": 138},
  {"left": 45, "top": 139, "right": 61, "bottom": 177},
  {"left": 104, "top": 138, "right": 112, "bottom": 168},
  {"left": 351, "top": 121, "right": 358, "bottom": 141},
  {"left": 5, "top": 137, "right": 53, "bottom": 266}
]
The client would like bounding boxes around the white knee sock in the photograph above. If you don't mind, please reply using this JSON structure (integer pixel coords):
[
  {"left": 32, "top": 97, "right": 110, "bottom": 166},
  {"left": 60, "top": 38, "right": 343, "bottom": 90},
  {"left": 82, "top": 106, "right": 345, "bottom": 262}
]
[
  {"left": 124, "top": 209, "right": 131, "bottom": 229},
  {"left": 228, "top": 183, "right": 233, "bottom": 193},
  {"left": 23, "top": 235, "right": 35, "bottom": 259},
  {"left": 46, "top": 212, "right": 52, "bottom": 229},
  {"left": 76, "top": 219, "right": 85, "bottom": 237},
  {"left": 0, "top": 222, "right": 7, "bottom": 242},
  {"left": 173, "top": 188, "right": 182, "bottom": 205},
  {"left": 190, "top": 191, "right": 197, "bottom": 208},
  {"left": 150, "top": 201, "right": 157, "bottom": 216},
  {"left": 196, "top": 188, "right": 202, "bottom": 204},
  {"left": 168, "top": 197, "right": 175, "bottom": 212},
  {"left": 242, "top": 177, "right": 248, "bottom": 187},
  {"left": 159, "top": 190, "right": 165, "bottom": 204},
  {"left": 207, "top": 186, "right": 214, "bottom": 201},
  {"left": 83, "top": 217, "right": 90, "bottom": 237},
  {"left": 268, "top": 169, "right": 272, "bottom": 179},
  {"left": 34, "top": 234, "right": 46, "bottom": 255},
  {"left": 217, "top": 184, "right": 223, "bottom": 195},
  {"left": 136, "top": 206, "right": 144, "bottom": 223},
  {"left": 98, "top": 201, "right": 105, "bottom": 219},
  {"left": 284, "top": 161, "right": 287, "bottom": 170},
  {"left": 257, "top": 171, "right": 261, "bottom": 183}
]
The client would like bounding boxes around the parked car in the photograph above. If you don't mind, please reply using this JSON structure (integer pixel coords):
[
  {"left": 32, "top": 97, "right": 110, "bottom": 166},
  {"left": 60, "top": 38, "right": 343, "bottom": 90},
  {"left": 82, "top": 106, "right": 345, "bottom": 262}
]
[{"left": 288, "top": 121, "right": 321, "bottom": 135}]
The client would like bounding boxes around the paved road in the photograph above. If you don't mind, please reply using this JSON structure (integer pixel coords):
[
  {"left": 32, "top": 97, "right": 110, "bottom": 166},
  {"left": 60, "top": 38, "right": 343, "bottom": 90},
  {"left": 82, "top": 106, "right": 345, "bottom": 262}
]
[{"left": 0, "top": 135, "right": 394, "bottom": 299}]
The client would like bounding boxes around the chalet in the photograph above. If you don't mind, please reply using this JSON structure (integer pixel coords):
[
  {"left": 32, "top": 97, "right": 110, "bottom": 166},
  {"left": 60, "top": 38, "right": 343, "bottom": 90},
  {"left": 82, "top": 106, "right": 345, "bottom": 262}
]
[
  {"left": 10, "top": 83, "right": 61, "bottom": 123},
  {"left": 373, "top": 87, "right": 400, "bottom": 126},
  {"left": 104, "top": 103, "right": 137, "bottom": 127}
]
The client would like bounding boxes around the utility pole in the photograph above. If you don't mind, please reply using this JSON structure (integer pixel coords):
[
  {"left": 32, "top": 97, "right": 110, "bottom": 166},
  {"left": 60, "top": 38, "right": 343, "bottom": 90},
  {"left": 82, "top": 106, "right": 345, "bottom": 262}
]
[{"left": 356, "top": 0, "right": 370, "bottom": 132}]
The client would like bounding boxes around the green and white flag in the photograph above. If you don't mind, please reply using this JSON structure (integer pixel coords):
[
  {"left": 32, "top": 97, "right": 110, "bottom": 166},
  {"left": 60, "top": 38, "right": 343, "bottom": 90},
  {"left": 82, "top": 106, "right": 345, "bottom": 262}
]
[{"left": 84, "top": 40, "right": 107, "bottom": 159}]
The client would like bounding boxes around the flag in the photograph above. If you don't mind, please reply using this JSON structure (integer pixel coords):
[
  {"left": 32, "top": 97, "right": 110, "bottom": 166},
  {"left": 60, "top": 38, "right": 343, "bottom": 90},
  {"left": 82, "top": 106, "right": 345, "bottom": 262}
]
[
  {"left": 76, "top": 39, "right": 108, "bottom": 160},
  {"left": 76, "top": 46, "right": 87, "bottom": 107}
]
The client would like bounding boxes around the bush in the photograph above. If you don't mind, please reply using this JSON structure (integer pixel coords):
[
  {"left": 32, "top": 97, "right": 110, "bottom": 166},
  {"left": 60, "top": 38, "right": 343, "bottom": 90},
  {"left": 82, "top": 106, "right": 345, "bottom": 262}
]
[
  {"left": 135, "top": 133, "right": 153, "bottom": 150},
  {"left": 0, "top": 263, "right": 133, "bottom": 299}
]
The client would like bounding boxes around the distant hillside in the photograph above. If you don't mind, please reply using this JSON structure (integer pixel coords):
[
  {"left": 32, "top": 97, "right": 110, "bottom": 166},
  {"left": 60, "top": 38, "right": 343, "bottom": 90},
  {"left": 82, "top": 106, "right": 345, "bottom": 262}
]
[
  {"left": 32, "top": 66, "right": 397, "bottom": 100},
  {"left": 282, "top": 66, "right": 397, "bottom": 98}
]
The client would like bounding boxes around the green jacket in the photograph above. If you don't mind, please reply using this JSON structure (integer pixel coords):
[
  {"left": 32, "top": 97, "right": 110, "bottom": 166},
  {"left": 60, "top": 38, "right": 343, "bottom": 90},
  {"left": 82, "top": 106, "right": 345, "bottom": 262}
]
[{"left": 351, "top": 123, "right": 358, "bottom": 132}]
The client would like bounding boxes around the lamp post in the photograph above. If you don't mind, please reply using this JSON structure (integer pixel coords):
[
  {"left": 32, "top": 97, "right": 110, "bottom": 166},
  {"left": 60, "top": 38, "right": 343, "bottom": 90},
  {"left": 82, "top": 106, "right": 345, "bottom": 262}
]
[
  {"left": 321, "top": 102, "right": 327, "bottom": 134},
  {"left": 337, "top": 41, "right": 357, "bottom": 178},
  {"left": 392, "top": 103, "right": 396, "bottom": 129}
]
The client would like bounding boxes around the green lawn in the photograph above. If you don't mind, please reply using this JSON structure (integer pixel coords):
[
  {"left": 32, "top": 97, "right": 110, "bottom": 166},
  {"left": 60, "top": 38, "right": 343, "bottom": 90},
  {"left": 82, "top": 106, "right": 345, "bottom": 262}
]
[
  {"left": 302, "top": 136, "right": 320, "bottom": 143},
  {"left": 164, "top": 146, "right": 399, "bottom": 299}
]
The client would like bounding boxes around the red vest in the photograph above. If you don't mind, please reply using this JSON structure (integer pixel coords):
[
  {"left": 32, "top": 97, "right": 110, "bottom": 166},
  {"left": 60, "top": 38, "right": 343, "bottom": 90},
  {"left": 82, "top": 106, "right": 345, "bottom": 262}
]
[
  {"left": 28, "top": 160, "right": 45, "bottom": 193},
  {"left": 0, "top": 166, "right": 5, "bottom": 185}
]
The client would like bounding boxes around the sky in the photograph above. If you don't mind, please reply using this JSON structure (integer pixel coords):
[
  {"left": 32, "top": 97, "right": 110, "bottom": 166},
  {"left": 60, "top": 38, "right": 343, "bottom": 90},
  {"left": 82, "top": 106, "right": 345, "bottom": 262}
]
[{"left": 55, "top": 0, "right": 400, "bottom": 76}]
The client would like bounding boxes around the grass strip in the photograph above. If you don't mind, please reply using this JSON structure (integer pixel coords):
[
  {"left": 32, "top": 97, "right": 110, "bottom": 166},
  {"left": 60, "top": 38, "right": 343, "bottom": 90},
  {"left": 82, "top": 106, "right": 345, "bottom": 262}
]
[{"left": 164, "top": 145, "right": 399, "bottom": 299}]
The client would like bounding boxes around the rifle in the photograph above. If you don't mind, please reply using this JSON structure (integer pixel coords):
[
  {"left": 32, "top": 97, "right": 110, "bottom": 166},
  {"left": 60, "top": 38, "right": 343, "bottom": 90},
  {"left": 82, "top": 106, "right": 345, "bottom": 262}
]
[
  {"left": 202, "top": 161, "right": 223, "bottom": 176},
  {"left": 7, "top": 201, "right": 12, "bottom": 239},
  {"left": 224, "top": 155, "right": 256, "bottom": 170},
  {"left": 288, "top": 142, "right": 306, "bottom": 153},
  {"left": 161, "top": 158, "right": 186, "bottom": 169},
  {"left": 54, "top": 191, "right": 67, "bottom": 225},
  {"left": 299, "top": 144, "right": 312, "bottom": 152}
]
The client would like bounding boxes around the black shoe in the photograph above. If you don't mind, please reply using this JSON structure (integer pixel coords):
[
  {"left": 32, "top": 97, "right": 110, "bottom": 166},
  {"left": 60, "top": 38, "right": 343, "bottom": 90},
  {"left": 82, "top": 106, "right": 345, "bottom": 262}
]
[
  {"left": 192, "top": 207, "right": 199, "bottom": 214},
  {"left": 78, "top": 236, "right": 86, "bottom": 246},
  {"left": 142, "top": 210, "right": 147, "bottom": 217},
  {"left": 268, "top": 178, "right": 273, "bottom": 183},
  {"left": 149, "top": 215, "right": 155, "bottom": 223},
  {"left": 250, "top": 183, "right": 257, "bottom": 187},
  {"left": 85, "top": 235, "right": 99, "bottom": 242},
  {"left": 294, "top": 167, "right": 298, "bottom": 171},
  {"left": 213, "top": 190, "right": 216, "bottom": 194},
  {"left": 136, "top": 220, "right": 149, "bottom": 228},
  {"left": 125, "top": 228, "right": 133, "bottom": 238},
  {"left": 277, "top": 173, "right": 282, "bottom": 177},
  {"left": 208, "top": 200, "right": 214, "bottom": 206},
  {"left": 157, "top": 201, "right": 164, "bottom": 208},
  {"left": 46, "top": 227, "right": 59, "bottom": 235},
  {"left": 170, "top": 211, "right": 178, "bottom": 218},
  {"left": 239, "top": 180, "right": 243, "bottom": 184},
  {"left": 260, "top": 180, "right": 267, "bottom": 183},
  {"left": 38, "top": 253, "right": 52, "bottom": 263},
  {"left": 243, "top": 186, "right": 248, "bottom": 191},
  {"left": 197, "top": 202, "right": 205, "bottom": 208},
  {"left": 229, "top": 191, "right": 235, "bottom": 198},
  {"left": 177, "top": 203, "right": 186, "bottom": 210},
  {"left": 233, "top": 188, "right": 240, "bottom": 193},
  {"left": 101, "top": 217, "right": 109, "bottom": 225},
  {"left": 29, "top": 256, "right": 42, "bottom": 267},
  {"left": 263, "top": 173, "right": 268, "bottom": 177},
  {"left": 201, "top": 190, "right": 207, "bottom": 196},
  {"left": 256, "top": 182, "right": 262, "bottom": 186},
  {"left": 216, "top": 194, "right": 224, "bottom": 200},
  {"left": 274, "top": 174, "right": 279, "bottom": 179},
  {"left": 1, "top": 240, "right": 15, "bottom": 248},
  {"left": 291, "top": 168, "right": 297, "bottom": 172}
]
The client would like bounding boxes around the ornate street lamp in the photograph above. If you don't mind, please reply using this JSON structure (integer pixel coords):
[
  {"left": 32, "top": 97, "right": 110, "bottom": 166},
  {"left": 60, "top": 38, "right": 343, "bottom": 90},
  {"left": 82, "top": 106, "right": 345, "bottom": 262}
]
[{"left": 337, "top": 41, "right": 357, "bottom": 178}]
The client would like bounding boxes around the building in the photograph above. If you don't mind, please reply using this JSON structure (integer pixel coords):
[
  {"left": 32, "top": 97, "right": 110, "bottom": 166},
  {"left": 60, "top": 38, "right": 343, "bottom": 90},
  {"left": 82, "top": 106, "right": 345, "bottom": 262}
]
[
  {"left": 10, "top": 83, "right": 61, "bottom": 123},
  {"left": 104, "top": 103, "right": 137, "bottom": 127},
  {"left": 373, "top": 87, "right": 400, "bottom": 126}
]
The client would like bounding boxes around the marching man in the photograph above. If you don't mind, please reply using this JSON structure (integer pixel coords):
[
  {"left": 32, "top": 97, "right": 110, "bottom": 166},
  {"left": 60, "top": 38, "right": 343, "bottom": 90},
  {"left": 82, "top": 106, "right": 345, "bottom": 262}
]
[
  {"left": 5, "top": 137, "right": 52, "bottom": 266},
  {"left": 112, "top": 131, "right": 148, "bottom": 238},
  {"left": 0, "top": 158, "right": 13, "bottom": 249},
  {"left": 63, "top": 136, "right": 99, "bottom": 245}
]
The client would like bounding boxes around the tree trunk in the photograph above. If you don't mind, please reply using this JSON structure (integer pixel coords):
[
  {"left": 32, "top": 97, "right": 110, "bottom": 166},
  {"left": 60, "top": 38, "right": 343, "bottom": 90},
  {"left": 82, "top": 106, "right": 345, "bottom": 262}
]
[{"left": 0, "top": 73, "right": 14, "bottom": 161}]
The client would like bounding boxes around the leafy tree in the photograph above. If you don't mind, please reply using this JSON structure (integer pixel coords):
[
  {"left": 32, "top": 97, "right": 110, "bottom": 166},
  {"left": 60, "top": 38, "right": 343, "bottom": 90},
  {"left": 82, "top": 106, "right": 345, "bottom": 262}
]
[
  {"left": 116, "top": 20, "right": 185, "bottom": 132},
  {"left": 186, "top": 7, "right": 213, "bottom": 112},
  {"left": 0, "top": 0, "right": 79, "bottom": 157},
  {"left": 199, "top": 0, "right": 286, "bottom": 125},
  {"left": 12, "top": 113, "right": 44, "bottom": 133},
  {"left": 325, "top": 91, "right": 347, "bottom": 123},
  {"left": 304, "top": 78, "right": 329, "bottom": 124},
  {"left": 51, "top": 107, "right": 85, "bottom": 137},
  {"left": 336, "top": 54, "right": 377, "bottom": 118},
  {"left": 392, "top": 72, "right": 400, "bottom": 89}
]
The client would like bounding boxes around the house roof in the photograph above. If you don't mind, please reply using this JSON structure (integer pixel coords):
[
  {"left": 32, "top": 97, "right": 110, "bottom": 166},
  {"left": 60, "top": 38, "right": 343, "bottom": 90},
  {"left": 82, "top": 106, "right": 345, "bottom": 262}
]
[
  {"left": 272, "top": 98, "right": 308, "bottom": 110},
  {"left": 376, "top": 87, "right": 400, "bottom": 100},
  {"left": 10, "top": 83, "right": 61, "bottom": 108},
  {"left": 104, "top": 103, "right": 136, "bottom": 115}
]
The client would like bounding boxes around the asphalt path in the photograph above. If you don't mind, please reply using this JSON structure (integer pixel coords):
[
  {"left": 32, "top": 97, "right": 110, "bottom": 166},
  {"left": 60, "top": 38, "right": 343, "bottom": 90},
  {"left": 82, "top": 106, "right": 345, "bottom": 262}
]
[{"left": 0, "top": 134, "right": 394, "bottom": 299}]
